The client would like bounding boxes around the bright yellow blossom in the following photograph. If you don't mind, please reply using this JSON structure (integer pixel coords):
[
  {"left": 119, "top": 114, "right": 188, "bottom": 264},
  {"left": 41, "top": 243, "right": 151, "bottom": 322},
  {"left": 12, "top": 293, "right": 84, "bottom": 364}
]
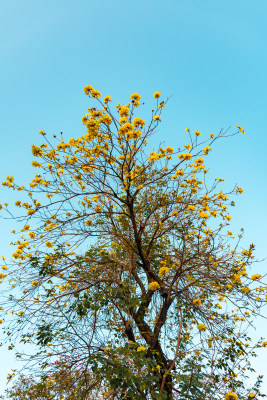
[
  {"left": 225, "top": 393, "right": 237, "bottom": 400},
  {"left": 153, "top": 92, "right": 161, "bottom": 98},
  {"left": 148, "top": 282, "right": 160, "bottom": 291}
]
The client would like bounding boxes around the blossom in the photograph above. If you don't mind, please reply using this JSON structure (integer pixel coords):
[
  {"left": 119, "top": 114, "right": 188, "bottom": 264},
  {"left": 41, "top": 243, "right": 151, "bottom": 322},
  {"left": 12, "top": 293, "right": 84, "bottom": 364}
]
[
  {"left": 241, "top": 286, "right": 250, "bottom": 294},
  {"left": 130, "top": 93, "right": 141, "bottom": 102},
  {"left": 119, "top": 105, "right": 129, "bottom": 117},
  {"left": 18, "top": 311, "right": 24, "bottom": 316},
  {"left": 203, "top": 146, "right": 212, "bottom": 155},
  {"left": 100, "top": 115, "right": 112, "bottom": 125},
  {"left": 119, "top": 117, "right": 128, "bottom": 125},
  {"left": 251, "top": 274, "right": 261, "bottom": 281},
  {"left": 91, "top": 90, "right": 101, "bottom": 98},
  {"left": 225, "top": 393, "right": 237, "bottom": 400},
  {"left": 148, "top": 281, "right": 160, "bottom": 291},
  {"left": 187, "top": 205, "right": 196, "bottom": 211},
  {"left": 31, "top": 281, "right": 39, "bottom": 286},
  {"left": 193, "top": 299, "right": 201, "bottom": 306},
  {"left": 132, "top": 117, "right": 145, "bottom": 128},
  {"left": 153, "top": 115, "right": 161, "bottom": 122},
  {"left": 84, "top": 85, "right": 93, "bottom": 94},
  {"left": 247, "top": 394, "right": 255, "bottom": 399},
  {"left": 178, "top": 152, "right": 192, "bottom": 160},
  {"left": 0, "top": 273, "right": 7, "bottom": 279},
  {"left": 194, "top": 130, "right": 201, "bottom": 136},
  {"left": 28, "top": 231, "right": 36, "bottom": 239},
  {"left": 38, "top": 130, "right": 45, "bottom": 135},
  {"left": 27, "top": 209, "right": 35, "bottom": 215},
  {"left": 137, "top": 346, "right": 145, "bottom": 352},
  {"left": 153, "top": 91, "right": 161, "bottom": 98},
  {"left": 159, "top": 267, "right": 170, "bottom": 277},
  {"left": 45, "top": 241, "right": 53, "bottom": 248},
  {"left": 197, "top": 324, "right": 207, "bottom": 332},
  {"left": 199, "top": 211, "right": 209, "bottom": 219},
  {"left": 104, "top": 96, "right": 112, "bottom": 104}
]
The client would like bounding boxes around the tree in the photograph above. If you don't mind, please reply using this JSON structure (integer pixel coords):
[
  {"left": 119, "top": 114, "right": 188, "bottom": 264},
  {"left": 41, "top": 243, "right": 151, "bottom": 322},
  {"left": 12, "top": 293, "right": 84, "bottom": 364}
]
[{"left": 0, "top": 86, "right": 266, "bottom": 400}]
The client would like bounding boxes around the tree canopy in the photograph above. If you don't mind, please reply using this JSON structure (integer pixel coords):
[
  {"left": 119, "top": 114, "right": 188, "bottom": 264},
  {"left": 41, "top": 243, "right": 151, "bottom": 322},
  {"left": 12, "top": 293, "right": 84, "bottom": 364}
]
[{"left": 0, "top": 87, "right": 266, "bottom": 400}]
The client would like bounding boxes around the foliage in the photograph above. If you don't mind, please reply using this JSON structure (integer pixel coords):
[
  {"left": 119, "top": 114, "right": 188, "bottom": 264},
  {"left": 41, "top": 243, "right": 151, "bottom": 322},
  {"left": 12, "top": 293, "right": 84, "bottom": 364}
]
[{"left": 0, "top": 87, "right": 266, "bottom": 399}]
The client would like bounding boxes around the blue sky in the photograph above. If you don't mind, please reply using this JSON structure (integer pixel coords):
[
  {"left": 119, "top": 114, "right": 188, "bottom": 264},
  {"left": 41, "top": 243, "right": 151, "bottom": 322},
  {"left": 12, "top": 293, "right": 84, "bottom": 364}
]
[{"left": 0, "top": 0, "right": 267, "bottom": 395}]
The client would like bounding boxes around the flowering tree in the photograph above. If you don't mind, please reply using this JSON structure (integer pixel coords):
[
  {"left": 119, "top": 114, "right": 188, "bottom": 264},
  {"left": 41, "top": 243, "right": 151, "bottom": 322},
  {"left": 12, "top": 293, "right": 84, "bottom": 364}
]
[{"left": 1, "top": 86, "right": 266, "bottom": 400}]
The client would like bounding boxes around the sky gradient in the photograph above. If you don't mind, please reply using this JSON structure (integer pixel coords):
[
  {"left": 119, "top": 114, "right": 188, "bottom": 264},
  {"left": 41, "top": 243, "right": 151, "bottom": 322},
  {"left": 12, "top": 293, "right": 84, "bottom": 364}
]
[{"left": 0, "top": 0, "right": 267, "bottom": 395}]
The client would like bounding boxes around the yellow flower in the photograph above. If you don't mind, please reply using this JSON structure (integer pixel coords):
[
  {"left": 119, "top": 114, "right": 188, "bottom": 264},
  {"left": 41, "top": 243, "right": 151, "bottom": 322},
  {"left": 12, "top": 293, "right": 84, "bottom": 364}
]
[
  {"left": 18, "top": 311, "right": 24, "bottom": 316},
  {"left": 100, "top": 115, "right": 112, "bottom": 125},
  {"left": 247, "top": 394, "right": 255, "bottom": 399},
  {"left": 104, "top": 95, "right": 112, "bottom": 104},
  {"left": 137, "top": 346, "right": 146, "bottom": 352},
  {"left": 85, "top": 219, "right": 92, "bottom": 226},
  {"left": 0, "top": 273, "right": 7, "bottom": 279},
  {"left": 251, "top": 274, "right": 261, "bottom": 281},
  {"left": 27, "top": 209, "right": 35, "bottom": 216},
  {"left": 130, "top": 93, "right": 141, "bottom": 102},
  {"left": 193, "top": 299, "right": 201, "bottom": 306},
  {"left": 153, "top": 91, "right": 161, "bottom": 98},
  {"left": 199, "top": 211, "right": 209, "bottom": 219},
  {"left": 148, "top": 282, "right": 160, "bottom": 291},
  {"left": 45, "top": 241, "right": 53, "bottom": 248},
  {"left": 153, "top": 115, "right": 161, "bottom": 122},
  {"left": 38, "top": 130, "right": 45, "bottom": 135},
  {"left": 159, "top": 267, "right": 170, "bottom": 277},
  {"left": 193, "top": 130, "right": 201, "bottom": 136},
  {"left": 185, "top": 127, "right": 189, "bottom": 132},
  {"left": 225, "top": 393, "right": 237, "bottom": 400},
  {"left": 178, "top": 152, "right": 192, "bottom": 160},
  {"left": 132, "top": 117, "right": 145, "bottom": 128},
  {"left": 91, "top": 89, "right": 101, "bottom": 98},
  {"left": 197, "top": 324, "right": 207, "bottom": 332},
  {"left": 29, "top": 231, "right": 35, "bottom": 239},
  {"left": 84, "top": 85, "right": 93, "bottom": 94},
  {"left": 156, "top": 365, "right": 160, "bottom": 370},
  {"left": 241, "top": 286, "right": 250, "bottom": 294},
  {"left": 187, "top": 205, "right": 196, "bottom": 211},
  {"left": 94, "top": 205, "right": 102, "bottom": 212},
  {"left": 1, "top": 266, "right": 8, "bottom": 270},
  {"left": 119, "top": 105, "right": 129, "bottom": 117},
  {"left": 31, "top": 281, "right": 39, "bottom": 286},
  {"left": 203, "top": 146, "right": 212, "bottom": 155},
  {"left": 119, "top": 117, "right": 128, "bottom": 125}
]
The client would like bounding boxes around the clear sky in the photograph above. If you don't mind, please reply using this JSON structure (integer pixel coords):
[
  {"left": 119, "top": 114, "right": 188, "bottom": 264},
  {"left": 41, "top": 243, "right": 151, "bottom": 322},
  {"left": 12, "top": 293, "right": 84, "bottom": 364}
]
[{"left": 0, "top": 0, "right": 267, "bottom": 395}]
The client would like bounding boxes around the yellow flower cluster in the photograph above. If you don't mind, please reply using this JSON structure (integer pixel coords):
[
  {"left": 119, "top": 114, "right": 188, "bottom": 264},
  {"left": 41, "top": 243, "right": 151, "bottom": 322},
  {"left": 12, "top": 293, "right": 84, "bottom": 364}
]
[
  {"left": 197, "top": 324, "right": 207, "bottom": 332},
  {"left": 158, "top": 267, "right": 170, "bottom": 277},
  {"left": 153, "top": 91, "right": 161, "bottom": 98},
  {"left": 130, "top": 93, "right": 141, "bottom": 102},
  {"left": 104, "top": 96, "right": 112, "bottom": 104},
  {"left": 193, "top": 299, "right": 201, "bottom": 306},
  {"left": 203, "top": 146, "right": 212, "bottom": 155},
  {"left": 225, "top": 393, "right": 237, "bottom": 400},
  {"left": 148, "top": 282, "right": 160, "bottom": 291},
  {"left": 137, "top": 346, "right": 146, "bottom": 352},
  {"left": 178, "top": 152, "right": 192, "bottom": 161}
]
